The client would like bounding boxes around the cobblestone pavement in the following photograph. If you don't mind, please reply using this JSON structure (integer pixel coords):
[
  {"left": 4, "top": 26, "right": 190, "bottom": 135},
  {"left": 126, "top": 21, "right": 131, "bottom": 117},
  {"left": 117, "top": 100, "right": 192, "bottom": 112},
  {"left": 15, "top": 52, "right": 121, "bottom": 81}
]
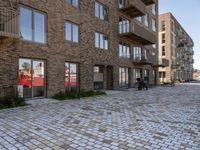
[{"left": 0, "top": 84, "right": 200, "bottom": 150}]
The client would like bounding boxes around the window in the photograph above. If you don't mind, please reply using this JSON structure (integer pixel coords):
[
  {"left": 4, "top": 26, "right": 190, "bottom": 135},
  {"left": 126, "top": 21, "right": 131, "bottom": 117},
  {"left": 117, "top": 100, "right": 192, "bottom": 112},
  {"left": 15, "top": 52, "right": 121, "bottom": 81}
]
[
  {"left": 119, "top": 17, "right": 130, "bottom": 34},
  {"left": 20, "top": 6, "right": 46, "bottom": 43},
  {"left": 152, "top": 4, "right": 156, "bottom": 16},
  {"left": 152, "top": 44, "right": 156, "bottom": 48},
  {"left": 133, "top": 69, "right": 142, "bottom": 83},
  {"left": 95, "top": 1, "right": 108, "bottom": 21},
  {"left": 152, "top": 18, "right": 156, "bottom": 32},
  {"left": 95, "top": 32, "right": 108, "bottom": 50},
  {"left": 119, "top": 67, "right": 129, "bottom": 88},
  {"left": 144, "top": 13, "right": 149, "bottom": 27},
  {"left": 93, "top": 66, "right": 104, "bottom": 90},
  {"left": 119, "top": 42, "right": 130, "bottom": 58},
  {"left": 133, "top": 47, "right": 142, "bottom": 60},
  {"left": 136, "top": 16, "right": 142, "bottom": 23},
  {"left": 144, "top": 49, "right": 148, "bottom": 60},
  {"left": 65, "top": 22, "right": 79, "bottom": 43},
  {"left": 162, "top": 46, "right": 166, "bottom": 56},
  {"left": 65, "top": 62, "right": 78, "bottom": 91},
  {"left": 159, "top": 72, "right": 166, "bottom": 78},
  {"left": 18, "top": 59, "right": 45, "bottom": 98},
  {"left": 118, "top": 0, "right": 128, "bottom": 8},
  {"left": 66, "top": 0, "right": 79, "bottom": 8},
  {"left": 94, "top": 66, "right": 100, "bottom": 73},
  {"left": 162, "top": 33, "right": 165, "bottom": 43},
  {"left": 144, "top": 69, "right": 149, "bottom": 77},
  {"left": 162, "top": 20, "right": 166, "bottom": 31},
  {"left": 171, "top": 20, "right": 175, "bottom": 33}
]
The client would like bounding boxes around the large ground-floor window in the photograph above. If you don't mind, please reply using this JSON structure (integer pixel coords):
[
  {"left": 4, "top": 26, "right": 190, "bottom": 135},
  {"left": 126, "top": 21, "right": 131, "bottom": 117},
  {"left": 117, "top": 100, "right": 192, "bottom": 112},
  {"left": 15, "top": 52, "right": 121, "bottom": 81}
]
[
  {"left": 65, "top": 62, "right": 78, "bottom": 91},
  {"left": 159, "top": 71, "right": 166, "bottom": 79},
  {"left": 93, "top": 66, "right": 104, "bottom": 90},
  {"left": 133, "top": 68, "right": 143, "bottom": 83},
  {"left": 18, "top": 58, "right": 45, "bottom": 98},
  {"left": 144, "top": 69, "right": 149, "bottom": 84},
  {"left": 119, "top": 67, "right": 129, "bottom": 88}
]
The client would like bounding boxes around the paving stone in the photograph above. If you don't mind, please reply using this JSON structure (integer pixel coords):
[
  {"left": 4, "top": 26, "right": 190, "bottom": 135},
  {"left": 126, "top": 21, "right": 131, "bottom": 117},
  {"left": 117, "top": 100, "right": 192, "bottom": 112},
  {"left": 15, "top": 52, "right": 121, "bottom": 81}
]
[{"left": 0, "top": 84, "right": 199, "bottom": 149}]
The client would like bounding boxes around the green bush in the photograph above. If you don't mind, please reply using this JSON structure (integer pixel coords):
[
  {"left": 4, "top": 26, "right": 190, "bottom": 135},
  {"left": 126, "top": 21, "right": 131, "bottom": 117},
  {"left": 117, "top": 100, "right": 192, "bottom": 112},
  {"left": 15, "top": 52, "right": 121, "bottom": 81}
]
[
  {"left": 0, "top": 96, "right": 27, "bottom": 110},
  {"left": 52, "top": 90, "right": 106, "bottom": 100}
]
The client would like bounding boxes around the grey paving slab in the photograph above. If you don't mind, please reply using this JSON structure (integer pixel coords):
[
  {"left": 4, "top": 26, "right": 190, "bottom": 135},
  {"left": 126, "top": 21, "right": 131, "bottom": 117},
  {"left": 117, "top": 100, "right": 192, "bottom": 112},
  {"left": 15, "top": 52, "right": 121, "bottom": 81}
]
[{"left": 0, "top": 84, "right": 200, "bottom": 150}]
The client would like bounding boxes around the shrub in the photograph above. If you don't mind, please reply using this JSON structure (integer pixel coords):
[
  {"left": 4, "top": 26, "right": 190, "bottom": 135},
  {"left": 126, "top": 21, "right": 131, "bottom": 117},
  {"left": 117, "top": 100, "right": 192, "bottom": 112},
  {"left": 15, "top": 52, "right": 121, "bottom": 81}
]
[
  {"left": 52, "top": 90, "right": 106, "bottom": 100},
  {"left": 0, "top": 96, "right": 27, "bottom": 110}
]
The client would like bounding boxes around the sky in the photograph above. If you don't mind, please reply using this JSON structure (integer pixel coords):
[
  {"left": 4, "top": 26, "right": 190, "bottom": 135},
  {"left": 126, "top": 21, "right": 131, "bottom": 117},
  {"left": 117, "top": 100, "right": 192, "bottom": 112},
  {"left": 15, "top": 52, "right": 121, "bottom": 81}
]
[{"left": 159, "top": 0, "right": 200, "bottom": 70}]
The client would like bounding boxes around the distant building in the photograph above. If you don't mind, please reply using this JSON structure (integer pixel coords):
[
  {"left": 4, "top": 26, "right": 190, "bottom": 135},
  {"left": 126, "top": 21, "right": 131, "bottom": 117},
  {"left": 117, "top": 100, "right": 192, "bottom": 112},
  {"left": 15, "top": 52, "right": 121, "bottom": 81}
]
[{"left": 158, "top": 13, "right": 194, "bottom": 83}]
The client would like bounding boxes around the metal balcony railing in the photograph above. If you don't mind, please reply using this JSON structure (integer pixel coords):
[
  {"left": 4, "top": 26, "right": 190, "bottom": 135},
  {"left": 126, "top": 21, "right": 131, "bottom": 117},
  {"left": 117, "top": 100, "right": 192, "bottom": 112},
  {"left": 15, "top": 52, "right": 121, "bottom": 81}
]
[
  {"left": 118, "top": 0, "right": 146, "bottom": 18},
  {"left": 133, "top": 56, "right": 152, "bottom": 65},
  {"left": 118, "top": 21, "right": 156, "bottom": 45},
  {"left": 0, "top": 1, "right": 19, "bottom": 39}
]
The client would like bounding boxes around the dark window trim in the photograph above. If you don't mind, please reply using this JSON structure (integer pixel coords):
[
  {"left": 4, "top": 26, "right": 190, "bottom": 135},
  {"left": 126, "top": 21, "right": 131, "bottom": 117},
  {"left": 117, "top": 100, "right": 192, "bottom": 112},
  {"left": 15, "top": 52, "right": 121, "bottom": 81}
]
[
  {"left": 65, "top": 20, "right": 79, "bottom": 43},
  {"left": 65, "top": 0, "right": 79, "bottom": 8},
  {"left": 95, "top": 31, "right": 109, "bottom": 50},
  {"left": 20, "top": 5, "right": 47, "bottom": 44},
  {"left": 95, "top": 0, "right": 109, "bottom": 21}
]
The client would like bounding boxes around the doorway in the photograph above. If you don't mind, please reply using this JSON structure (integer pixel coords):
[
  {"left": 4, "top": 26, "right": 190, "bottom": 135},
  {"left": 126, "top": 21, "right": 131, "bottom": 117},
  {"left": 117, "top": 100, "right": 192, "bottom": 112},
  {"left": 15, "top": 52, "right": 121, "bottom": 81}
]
[
  {"left": 18, "top": 58, "right": 45, "bottom": 98},
  {"left": 106, "top": 66, "right": 113, "bottom": 90}
]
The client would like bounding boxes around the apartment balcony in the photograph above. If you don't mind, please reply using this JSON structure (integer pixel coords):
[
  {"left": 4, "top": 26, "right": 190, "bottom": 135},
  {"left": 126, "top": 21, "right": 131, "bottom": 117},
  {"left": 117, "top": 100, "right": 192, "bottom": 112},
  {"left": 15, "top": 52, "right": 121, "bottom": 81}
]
[
  {"left": 0, "top": 6, "right": 19, "bottom": 39},
  {"left": 118, "top": 21, "right": 156, "bottom": 45},
  {"left": 118, "top": 0, "right": 146, "bottom": 18},
  {"left": 132, "top": 56, "right": 152, "bottom": 65},
  {"left": 158, "top": 58, "right": 169, "bottom": 67},
  {"left": 171, "top": 64, "right": 180, "bottom": 69},
  {"left": 180, "top": 67, "right": 185, "bottom": 70},
  {"left": 141, "top": 0, "right": 156, "bottom": 5}
]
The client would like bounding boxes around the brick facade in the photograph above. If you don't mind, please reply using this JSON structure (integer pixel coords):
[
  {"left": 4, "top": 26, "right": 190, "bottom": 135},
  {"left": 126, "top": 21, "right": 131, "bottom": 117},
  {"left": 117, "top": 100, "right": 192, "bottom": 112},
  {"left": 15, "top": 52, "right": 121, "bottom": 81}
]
[{"left": 0, "top": 0, "right": 158, "bottom": 98}]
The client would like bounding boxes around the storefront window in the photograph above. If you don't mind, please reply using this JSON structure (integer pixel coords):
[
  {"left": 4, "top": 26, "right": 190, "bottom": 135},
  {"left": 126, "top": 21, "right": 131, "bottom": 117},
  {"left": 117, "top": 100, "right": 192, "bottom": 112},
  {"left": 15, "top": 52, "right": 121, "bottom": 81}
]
[
  {"left": 65, "top": 62, "right": 78, "bottom": 90},
  {"left": 119, "top": 67, "right": 129, "bottom": 88}
]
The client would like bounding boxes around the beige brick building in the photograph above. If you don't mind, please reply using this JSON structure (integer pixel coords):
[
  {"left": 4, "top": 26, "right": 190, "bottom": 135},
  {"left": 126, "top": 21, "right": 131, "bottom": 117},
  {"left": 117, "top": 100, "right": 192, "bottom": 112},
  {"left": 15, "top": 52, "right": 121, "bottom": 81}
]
[
  {"left": 0, "top": 0, "right": 159, "bottom": 98},
  {"left": 158, "top": 13, "right": 194, "bottom": 83}
]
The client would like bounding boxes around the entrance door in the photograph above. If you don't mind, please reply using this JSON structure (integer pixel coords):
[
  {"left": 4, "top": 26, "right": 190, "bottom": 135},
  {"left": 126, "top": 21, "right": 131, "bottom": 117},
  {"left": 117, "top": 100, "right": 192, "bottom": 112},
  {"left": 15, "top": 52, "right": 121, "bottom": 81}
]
[
  {"left": 18, "top": 59, "right": 45, "bottom": 98},
  {"left": 18, "top": 59, "right": 32, "bottom": 98},
  {"left": 119, "top": 67, "right": 129, "bottom": 88},
  {"left": 33, "top": 60, "right": 45, "bottom": 97}
]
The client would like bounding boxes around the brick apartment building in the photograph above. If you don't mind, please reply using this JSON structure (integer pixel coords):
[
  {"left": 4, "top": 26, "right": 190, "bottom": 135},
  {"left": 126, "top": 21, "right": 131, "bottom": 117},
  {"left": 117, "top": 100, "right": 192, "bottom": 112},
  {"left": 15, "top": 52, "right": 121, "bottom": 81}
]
[
  {"left": 158, "top": 13, "right": 194, "bottom": 83},
  {"left": 0, "top": 0, "right": 160, "bottom": 98}
]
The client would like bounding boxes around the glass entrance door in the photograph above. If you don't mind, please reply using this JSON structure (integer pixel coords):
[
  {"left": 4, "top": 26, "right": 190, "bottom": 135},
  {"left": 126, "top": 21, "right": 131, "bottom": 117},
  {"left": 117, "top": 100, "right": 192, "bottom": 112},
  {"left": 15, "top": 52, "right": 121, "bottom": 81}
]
[
  {"left": 18, "top": 59, "right": 32, "bottom": 98},
  {"left": 18, "top": 59, "right": 45, "bottom": 98},
  {"left": 33, "top": 61, "right": 45, "bottom": 97}
]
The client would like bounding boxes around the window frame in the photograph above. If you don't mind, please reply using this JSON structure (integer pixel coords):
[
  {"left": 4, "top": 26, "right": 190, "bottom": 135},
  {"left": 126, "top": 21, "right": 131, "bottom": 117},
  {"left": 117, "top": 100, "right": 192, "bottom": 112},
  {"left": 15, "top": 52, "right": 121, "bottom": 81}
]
[
  {"left": 152, "top": 4, "right": 156, "bottom": 16},
  {"left": 65, "top": 0, "right": 79, "bottom": 8},
  {"left": 65, "top": 62, "right": 79, "bottom": 91},
  {"left": 95, "top": 31, "right": 109, "bottom": 50},
  {"left": 119, "top": 67, "right": 129, "bottom": 88},
  {"left": 65, "top": 21, "right": 79, "bottom": 43},
  {"left": 162, "top": 33, "right": 165, "bottom": 43},
  {"left": 20, "top": 5, "right": 47, "bottom": 44},
  {"left": 133, "top": 47, "right": 142, "bottom": 60},
  {"left": 119, "top": 17, "right": 130, "bottom": 34},
  {"left": 144, "top": 13, "right": 149, "bottom": 27},
  {"left": 162, "top": 20, "right": 166, "bottom": 31},
  {"left": 95, "top": 1, "right": 108, "bottom": 21},
  {"left": 162, "top": 46, "right": 166, "bottom": 56},
  {"left": 152, "top": 18, "right": 156, "bottom": 32},
  {"left": 119, "top": 42, "right": 130, "bottom": 59}
]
